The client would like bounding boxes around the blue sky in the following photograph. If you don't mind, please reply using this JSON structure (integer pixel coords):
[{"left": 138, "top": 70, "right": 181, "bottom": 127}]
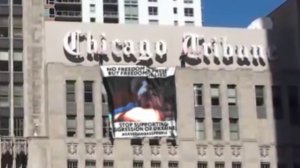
[{"left": 203, "top": 0, "right": 286, "bottom": 27}]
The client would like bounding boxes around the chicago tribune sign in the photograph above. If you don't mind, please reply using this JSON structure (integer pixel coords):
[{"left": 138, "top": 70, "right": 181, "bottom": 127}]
[{"left": 63, "top": 31, "right": 276, "bottom": 67}]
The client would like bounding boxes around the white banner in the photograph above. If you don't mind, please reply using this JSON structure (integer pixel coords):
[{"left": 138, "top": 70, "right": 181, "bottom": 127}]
[
  {"left": 101, "top": 65, "right": 175, "bottom": 78},
  {"left": 114, "top": 121, "right": 176, "bottom": 138}
]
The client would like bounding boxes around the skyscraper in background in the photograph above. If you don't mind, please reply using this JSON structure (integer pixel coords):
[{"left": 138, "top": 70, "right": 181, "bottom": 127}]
[{"left": 44, "top": 0, "right": 202, "bottom": 26}]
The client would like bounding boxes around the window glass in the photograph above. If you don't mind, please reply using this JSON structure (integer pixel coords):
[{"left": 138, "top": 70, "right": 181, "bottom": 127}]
[
  {"left": 103, "top": 160, "right": 114, "bottom": 168},
  {"left": 148, "top": 6, "right": 158, "bottom": 15},
  {"left": 67, "top": 115, "right": 76, "bottom": 137},
  {"left": 0, "top": 82, "right": 9, "bottom": 107},
  {"left": 184, "top": 8, "right": 194, "bottom": 17},
  {"left": 227, "top": 85, "right": 237, "bottom": 105},
  {"left": 84, "top": 81, "right": 93, "bottom": 102},
  {"left": 195, "top": 118, "right": 205, "bottom": 140},
  {"left": 211, "top": 84, "right": 220, "bottom": 105},
  {"left": 213, "top": 119, "right": 222, "bottom": 140},
  {"left": 67, "top": 160, "right": 78, "bottom": 168},
  {"left": 255, "top": 86, "right": 265, "bottom": 106},
  {"left": 85, "top": 116, "right": 94, "bottom": 137},
  {"left": 151, "top": 161, "right": 161, "bottom": 168},
  {"left": 194, "top": 84, "right": 203, "bottom": 106}
]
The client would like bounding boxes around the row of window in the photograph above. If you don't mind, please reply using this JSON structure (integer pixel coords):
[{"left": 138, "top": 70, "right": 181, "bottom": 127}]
[
  {"left": 0, "top": 16, "right": 23, "bottom": 38},
  {"left": 193, "top": 84, "right": 238, "bottom": 106},
  {"left": 64, "top": 80, "right": 300, "bottom": 139},
  {"left": 0, "top": 82, "right": 23, "bottom": 107},
  {"left": 0, "top": 117, "right": 23, "bottom": 136},
  {"left": 148, "top": 6, "right": 194, "bottom": 17},
  {"left": 148, "top": 19, "right": 194, "bottom": 26},
  {"left": 67, "top": 160, "right": 271, "bottom": 168},
  {"left": 66, "top": 80, "right": 95, "bottom": 137},
  {"left": 149, "top": 0, "right": 194, "bottom": 4},
  {"left": 68, "top": 160, "right": 111, "bottom": 168},
  {"left": 0, "top": 0, "right": 22, "bottom": 5},
  {"left": 195, "top": 118, "right": 239, "bottom": 140},
  {"left": 194, "top": 84, "right": 300, "bottom": 122}
]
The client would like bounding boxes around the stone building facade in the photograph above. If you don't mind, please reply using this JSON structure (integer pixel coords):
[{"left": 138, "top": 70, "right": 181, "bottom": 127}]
[
  {"left": 26, "top": 22, "right": 285, "bottom": 168},
  {"left": 1, "top": 0, "right": 299, "bottom": 168}
]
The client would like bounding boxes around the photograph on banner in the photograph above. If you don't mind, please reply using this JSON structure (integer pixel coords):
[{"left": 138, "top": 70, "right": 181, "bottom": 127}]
[{"left": 101, "top": 65, "right": 177, "bottom": 138}]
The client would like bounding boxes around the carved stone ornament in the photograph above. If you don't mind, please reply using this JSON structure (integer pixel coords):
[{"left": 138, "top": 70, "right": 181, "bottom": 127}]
[
  {"left": 259, "top": 145, "right": 270, "bottom": 158},
  {"left": 85, "top": 143, "right": 96, "bottom": 155},
  {"left": 1, "top": 140, "right": 13, "bottom": 154},
  {"left": 168, "top": 145, "right": 178, "bottom": 156},
  {"left": 15, "top": 140, "right": 28, "bottom": 154},
  {"left": 151, "top": 145, "right": 160, "bottom": 156},
  {"left": 214, "top": 144, "right": 224, "bottom": 157},
  {"left": 32, "top": 118, "right": 40, "bottom": 136},
  {"left": 103, "top": 143, "right": 113, "bottom": 155},
  {"left": 231, "top": 145, "right": 242, "bottom": 157},
  {"left": 67, "top": 142, "right": 78, "bottom": 155},
  {"left": 133, "top": 145, "right": 143, "bottom": 156},
  {"left": 196, "top": 144, "right": 207, "bottom": 157}
]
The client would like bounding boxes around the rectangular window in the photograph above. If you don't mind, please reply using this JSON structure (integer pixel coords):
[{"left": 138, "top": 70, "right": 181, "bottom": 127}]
[
  {"left": 198, "top": 161, "right": 207, "bottom": 168},
  {"left": 0, "top": 27, "right": 8, "bottom": 37},
  {"left": 213, "top": 119, "right": 222, "bottom": 140},
  {"left": 67, "top": 160, "right": 78, "bottom": 168},
  {"left": 151, "top": 161, "right": 161, "bottom": 168},
  {"left": 85, "top": 116, "right": 95, "bottom": 137},
  {"left": 149, "top": 19, "right": 158, "bottom": 24},
  {"left": 90, "top": 4, "right": 96, "bottom": 13},
  {"left": 255, "top": 85, "right": 265, "bottom": 106},
  {"left": 168, "top": 161, "right": 178, "bottom": 168},
  {"left": 102, "top": 116, "right": 111, "bottom": 138},
  {"left": 133, "top": 160, "right": 143, "bottom": 168},
  {"left": 103, "top": 160, "right": 114, "bottom": 168},
  {"left": 0, "top": 82, "right": 9, "bottom": 107},
  {"left": 0, "top": 117, "right": 9, "bottom": 136},
  {"left": 14, "top": 117, "right": 23, "bottom": 137},
  {"left": 194, "top": 84, "right": 203, "bottom": 106},
  {"left": 184, "top": 0, "right": 193, "bottom": 3},
  {"left": 288, "top": 86, "right": 299, "bottom": 124},
  {"left": 211, "top": 84, "right": 220, "bottom": 105},
  {"left": 195, "top": 118, "right": 205, "bottom": 140},
  {"left": 0, "top": 16, "right": 8, "bottom": 27},
  {"left": 229, "top": 119, "right": 239, "bottom": 140},
  {"left": 90, "top": 17, "right": 96, "bottom": 22},
  {"left": 185, "top": 21, "right": 194, "bottom": 26},
  {"left": 66, "top": 81, "right": 76, "bottom": 102},
  {"left": 174, "top": 20, "right": 178, "bottom": 26},
  {"left": 14, "top": 83, "right": 23, "bottom": 107},
  {"left": 227, "top": 85, "right": 237, "bottom": 106},
  {"left": 84, "top": 81, "right": 93, "bottom": 103},
  {"left": 13, "top": 0, "right": 22, "bottom": 4},
  {"left": 67, "top": 115, "right": 76, "bottom": 137},
  {"left": 215, "top": 162, "right": 225, "bottom": 168},
  {"left": 148, "top": 6, "right": 158, "bottom": 15},
  {"left": 272, "top": 86, "right": 283, "bottom": 119},
  {"left": 13, "top": 16, "right": 22, "bottom": 39},
  {"left": 85, "top": 160, "right": 96, "bottom": 168},
  {"left": 173, "top": 7, "right": 177, "bottom": 14},
  {"left": 261, "top": 162, "right": 270, "bottom": 168},
  {"left": 125, "top": 2, "right": 139, "bottom": 24},
  {"left": 0, "top": 50, "right": 9, "bottom": 71},
  {"left": 14, "top": 50, "right": 23, "bottom": 72},
  {"left": 184, "top": 8, "right": 194, "bottom": 17},
  {"left": 232, "top": 162, "right": 242, "bottom": 168}
]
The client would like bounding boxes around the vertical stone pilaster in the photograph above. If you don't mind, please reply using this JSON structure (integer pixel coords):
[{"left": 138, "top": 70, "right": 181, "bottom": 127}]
[{"left": 23, "top": 0, "right": 46, "bottom": 137}]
